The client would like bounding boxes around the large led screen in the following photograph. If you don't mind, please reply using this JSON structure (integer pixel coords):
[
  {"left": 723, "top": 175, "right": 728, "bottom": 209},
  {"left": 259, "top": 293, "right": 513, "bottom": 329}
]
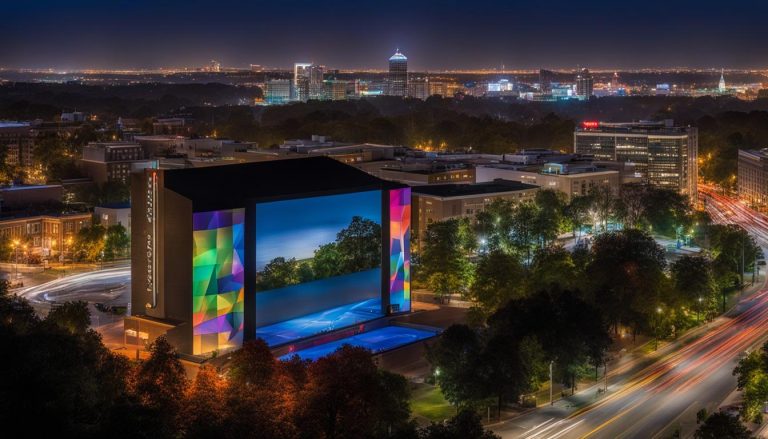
[
  {"left": 255, "top": 191, "right": 383, "bottom": 346},
  {"left": 192, "top": 209, "right": 245, "bottom": 355},
  {"left": 389, "top": 187, "right": 411, "bottom": 312}
]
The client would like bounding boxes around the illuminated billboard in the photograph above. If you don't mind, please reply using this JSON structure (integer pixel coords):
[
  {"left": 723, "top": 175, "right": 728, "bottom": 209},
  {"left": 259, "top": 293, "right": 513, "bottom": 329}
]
[
  {"left": 192, "top": 209, "right": 245, "bottom": 355},
  {"left": 389, "top": 188, "right": 411, "bottom": 312},
  {"left": 254, "top": 191, "right": 383, "bottom": 345}
]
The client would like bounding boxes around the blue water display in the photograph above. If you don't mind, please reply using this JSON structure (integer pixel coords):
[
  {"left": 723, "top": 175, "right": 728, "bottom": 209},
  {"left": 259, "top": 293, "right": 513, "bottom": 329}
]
[
  {"left": 279, "top": 326, "right": 438, "bottom": 361},
  {"left": 256, "top": 297, "right": 382, "bottom": 346}
]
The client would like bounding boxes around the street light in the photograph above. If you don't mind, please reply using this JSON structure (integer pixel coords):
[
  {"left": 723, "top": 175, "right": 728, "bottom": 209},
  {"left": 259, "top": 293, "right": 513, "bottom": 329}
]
[
  {"left": 697, "top": 296, "right": 703, "bottom": 323},
  {"left": 11, "top": 240, "right": 19, "bottom": 280},
  {"left": 654, "top": 307, "right": 663, "bottom": 351}
]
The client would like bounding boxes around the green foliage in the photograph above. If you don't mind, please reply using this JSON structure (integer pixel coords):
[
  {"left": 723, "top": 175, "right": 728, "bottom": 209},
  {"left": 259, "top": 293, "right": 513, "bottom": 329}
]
[
  {"left": 419, "top": 219, "right": 474, "bottom": 299},
  {"left": 46, "top": 301, "right": 91, "bottom": 334},
  {"left": 528, "top": 246, "right": 580, "bottom": 291},
  {"left": 426, "top": 325, "right": 486, "bottom": 407},
  {"left": 418, "top": 409, "right": 500, "bottom": 439},
  {"left": 256, "top": 216, "right": 381, "bottom": 290},
  {"left": 586, "top": 229, "right": 667, "bottom": 334},
  {"left": 72, "top": 223, "right": 106, "bottom": 262},
  {"left": 734, "top": 342, "right": 768, "bottom": 423},
  {"left": 469, "top": 250, "right": 524, "bottom": 320},
  {"left": 694, "top": 412, "right": 754, "bottom": 439}
]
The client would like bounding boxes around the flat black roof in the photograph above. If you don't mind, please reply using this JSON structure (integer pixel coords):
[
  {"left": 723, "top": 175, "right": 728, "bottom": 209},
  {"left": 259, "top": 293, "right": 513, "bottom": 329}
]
[
  {"left": 412, "top": 179, "right": 539, "bottom": 198},
  {"left": 162, "top": 156, "right": 404, "bottom": 211}
]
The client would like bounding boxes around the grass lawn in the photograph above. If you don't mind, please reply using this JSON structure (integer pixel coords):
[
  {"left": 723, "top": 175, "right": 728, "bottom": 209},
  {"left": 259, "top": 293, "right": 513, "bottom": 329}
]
[{"left": 410, "top": 384, "right": 455, "bottom": 422}]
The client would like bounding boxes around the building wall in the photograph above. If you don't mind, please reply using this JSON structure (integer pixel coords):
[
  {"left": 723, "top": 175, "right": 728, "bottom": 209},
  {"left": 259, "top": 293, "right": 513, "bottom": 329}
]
[
  {"left": 738, "top": 150, "right": 768, "bottom": 209},
  {"left": 412, "top": 187, "right": 539, "bottom": 247},
  {"left": 475, "top": 167, "right": 619, "bottom": 201},
  {"left": 574, "top": 128, "right": 698, "bottom": 199},
  {"left": 0, "top": 213, "right": 90, "bottom": 257}
]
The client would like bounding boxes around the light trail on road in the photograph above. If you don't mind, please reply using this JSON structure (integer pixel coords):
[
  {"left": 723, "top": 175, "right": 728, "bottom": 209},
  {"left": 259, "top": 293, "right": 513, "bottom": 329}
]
[
  {"left": 495, "top": 187, "right": 768, "bottom": 438},
  {"left": 14, "top": 267, "right": 130, "bottom": 305}
]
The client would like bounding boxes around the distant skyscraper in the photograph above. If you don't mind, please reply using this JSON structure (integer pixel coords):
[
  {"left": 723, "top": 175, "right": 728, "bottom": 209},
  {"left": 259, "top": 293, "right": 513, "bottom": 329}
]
[
  {"left": 539, "top": 69, "right": 555, "bottom": 92},
  {"left": 575, "top": 68, "right": 594, "bottom": 98},
  {"left": 265, "top": 79, "right": 292, "bottom": 105},
  {"left": 611, "top": 72, "right": 619, "bottom": 89},
  {"left": 208, "top": 60, "right": 221, "bottom": 72},
  {"left": 719, "top": 69, "right": 726, "bottom": 93},
  {"left": 293, "top": 63, "right": 312, "bottom": 101},
  {"left": 388, "top": 49, "right": 408, "bottom": 97},
  {"left": 308, "top": 64, "right": 325, "bottom": 100}
]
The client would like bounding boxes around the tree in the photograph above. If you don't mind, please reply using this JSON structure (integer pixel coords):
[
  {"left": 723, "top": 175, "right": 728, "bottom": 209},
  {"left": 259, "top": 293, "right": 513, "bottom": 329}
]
[
  {"left": 335, "top": 216, "right": 382, "bottom": 273},
  {"left": 104, "top": 224, "right": 130, "bottom": 260},
  {"left": 527, "top": 246, "right": 579, "bottom": 291},
  {"left": 257, "top": 257, "right": 300, "bottom": 290},
  {"left": 418, "top": 409, "right": 500, "bottom": 439},
  {"left": 228, "top": 339, "right": 276, "bottom": 388},
  {"left": 510, "top": 202, "right": 539, "bottom": 263},
  {"left": 475, "top": 199, "right": 515, "bottom": 253},
  {"left": 312, "top": 242, "right": 343, "bottom": 278},
  {"left": 181, "top": 364, "right": 226, "bottom": 438},
  {"left": 134, "top": 336, "right": 188, "bottom": 436},
  {"left": 468, "top": 250, "right": 524, "bottom": 320},
  {"left": 45, "top": 300, "right": 91, "bottom": 334},
  {"left": 72, "top": 224, "right": 107, "bottom": 262},
  {"left": 534, "top": 189, "right": 567, "bottom": 247},
  {"left": 297, "top": 345, "right": 415, "bottom": 439},
  {"left": 426, "top": 325, "right": 486, "bottom": 407},
  {"left": 586, "top": 229, "right": 667, "bottom": 335},
  {"left": 734, "top": 342, "right": 768, "bottom": 423},
  {"left": 694, "top": 412, "right": 754, "bottom": 439},
  {"left": 670, "top": 255, "right": 717, "bottom": 319},
  {"left": 420, "top": 219, "right": 473, "bottom": 301}
]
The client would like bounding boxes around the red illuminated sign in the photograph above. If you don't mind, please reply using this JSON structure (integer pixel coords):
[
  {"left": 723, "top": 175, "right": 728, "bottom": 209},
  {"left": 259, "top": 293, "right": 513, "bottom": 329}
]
[{"left": 582, "top": 121, "right": 600, "bottom": 129}]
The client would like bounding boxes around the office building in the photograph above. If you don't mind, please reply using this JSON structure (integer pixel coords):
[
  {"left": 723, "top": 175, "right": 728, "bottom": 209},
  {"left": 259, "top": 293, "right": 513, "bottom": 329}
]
[
  {"left": 0, "top": 122, "right": 35, "bottom": 170},
  {"left": 388, "top": 49, "right": 408, "bottom": 97},
  {"left": 574, "top": 120, "right": 698, "bottom": 199},
  {"left": 80, "top": 142, "right": 156, "bottom": 184},
  {"left": 127, "top": 157, "right": 411, "bottom": 356},
  {"left": 738, "top": 149, "right": 768, "bottom": 209},
  {"left": 265, "top": 79, "right": 292, "bottom": 105},
  {"left": 476, "top": 162, "right": 620, "bottom": 201},
  {"left": 293, "top": 63, "right": 312, "bottom": 101},
  {"left": 308, "top": 64, "right": 325, "bottom": 100},
  {"left": 411, "top": 180, "right": 539, "bottom": 247},
  {"left": 575, "top": 68, "right": 594, "bottom": 98}
]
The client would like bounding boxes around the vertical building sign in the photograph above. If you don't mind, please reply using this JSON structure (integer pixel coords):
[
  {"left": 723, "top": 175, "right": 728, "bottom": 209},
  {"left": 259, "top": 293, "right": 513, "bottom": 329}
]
[
  {"left": 145, "top": 171, "right": 157, "bottom": 309},
  {"left": 389, "top": 188, "right": 411, "bottom": 312}
]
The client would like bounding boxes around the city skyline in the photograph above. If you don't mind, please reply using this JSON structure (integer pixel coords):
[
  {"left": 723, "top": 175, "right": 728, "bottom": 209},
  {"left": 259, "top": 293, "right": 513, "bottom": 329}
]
[{"left": 3, "top": 0, "right": 768, "bottom": 71}]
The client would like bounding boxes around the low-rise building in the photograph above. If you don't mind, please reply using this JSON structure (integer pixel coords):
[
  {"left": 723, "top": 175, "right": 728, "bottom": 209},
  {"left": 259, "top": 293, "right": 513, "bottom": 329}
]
[
  {"left": 80, "top": 142, "right": 157, "bottom": 184},
  {"left": 738, "top": 149, "right": 768, "bottom": 209},
  {"left": 476, "top": 162, "right": 620, "bottom": 200},
  {"left": 0, "top": 211, "right": 91, "bottom": 258},
  {"left": 379, "top": 163, "right": 475, "bottom": 185},
  {"left": 0, "top": 185, "right": 63, "bottom": 209},
  {"left": 411, "top": 179, "right": 539, "bottom": 247},
  {"left": 95, "top": 202, "right": 131, "bottom": 232}
]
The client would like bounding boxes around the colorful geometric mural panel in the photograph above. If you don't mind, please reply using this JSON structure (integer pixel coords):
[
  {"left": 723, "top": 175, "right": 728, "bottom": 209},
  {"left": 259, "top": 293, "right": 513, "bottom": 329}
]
[
  {"left": 389, "top": 188, "right": 411, "bottom": 313},
  {"left": 192, "top": 208, "right": 245, "bottom": 355}
]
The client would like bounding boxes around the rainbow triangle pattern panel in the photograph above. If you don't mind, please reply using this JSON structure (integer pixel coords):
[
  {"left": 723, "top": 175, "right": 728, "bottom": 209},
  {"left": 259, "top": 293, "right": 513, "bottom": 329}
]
[
  {"left": 192, "top": 208, "right": 245, "bottom": 355},
  {"left": 389, "top": 188, "right": 411, "bottom": 312}
]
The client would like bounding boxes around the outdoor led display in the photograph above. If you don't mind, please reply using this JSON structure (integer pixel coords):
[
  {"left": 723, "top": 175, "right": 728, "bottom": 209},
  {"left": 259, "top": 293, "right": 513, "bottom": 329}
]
[
  {"left": 254, "top": 191, "right": 383, "bottom": 345},
  {"left": 389, "top": 187, "right": 411, "bottom": 312},
  {"left": 192, "top": 209, "right": 245, "bottom": 355}
]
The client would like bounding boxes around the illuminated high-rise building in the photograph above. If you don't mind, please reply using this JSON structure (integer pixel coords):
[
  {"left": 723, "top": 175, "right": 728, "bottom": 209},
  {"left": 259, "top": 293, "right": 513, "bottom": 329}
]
[
  {"left": 293, "top": 63, "right": 312, "bottom": 101},
  {"left": 308, "top": 64, "right": 325, "bottom": 100},
  {"left": 719, "top": 69, "right": 726, "bottom": 93},
  {"left": 388, "top": 49, "right": 408, "bottom": 97},
  {"left": 574, "top": 120, "right": 698, "bottom": 200},
  {"left": 575, "top": 68, "right": 594, "bottom": 98}
]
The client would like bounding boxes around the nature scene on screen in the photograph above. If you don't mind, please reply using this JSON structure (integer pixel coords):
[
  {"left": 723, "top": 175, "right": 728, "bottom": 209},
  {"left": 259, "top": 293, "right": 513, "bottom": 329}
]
[{"left": 255, "top": 191, "right": 382, "bottom": 290}]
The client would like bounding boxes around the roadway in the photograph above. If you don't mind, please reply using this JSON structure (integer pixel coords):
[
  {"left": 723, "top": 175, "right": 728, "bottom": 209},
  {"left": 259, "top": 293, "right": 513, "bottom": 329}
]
[
  {"left": 14, "top": 266, "right": 130, "bottom": 305},
  {"left": 494, "top": 187, "right": 768, "bottom": 438}
]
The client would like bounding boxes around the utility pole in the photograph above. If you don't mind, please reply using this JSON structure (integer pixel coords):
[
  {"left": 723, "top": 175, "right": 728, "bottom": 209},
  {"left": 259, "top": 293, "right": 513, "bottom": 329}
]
[{"left": 549, "top": 360, "right": 554, "bottom": 406}]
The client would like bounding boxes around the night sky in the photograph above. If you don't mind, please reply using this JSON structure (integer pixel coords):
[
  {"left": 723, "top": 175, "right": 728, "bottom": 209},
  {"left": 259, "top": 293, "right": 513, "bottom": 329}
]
[{"left": 2, "top": 0, "right": 767, "bottom": 70}]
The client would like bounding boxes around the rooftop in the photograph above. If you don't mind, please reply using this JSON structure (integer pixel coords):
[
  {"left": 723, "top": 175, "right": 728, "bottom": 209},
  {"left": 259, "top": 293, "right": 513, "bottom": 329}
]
[
  {"left": 161, "top": 156, "right": 404, "bottom": 211},
  {"left": 389, "top": 50, "right": 407, "bottom": 61},
  {"left": 412, "top": 179, "right": 538, "bottom": 198}
]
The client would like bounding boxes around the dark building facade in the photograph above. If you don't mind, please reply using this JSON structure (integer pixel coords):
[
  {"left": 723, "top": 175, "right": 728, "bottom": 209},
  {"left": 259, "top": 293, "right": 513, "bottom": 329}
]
[{"left": 127, "top": 157, "right": 411, "bottom": 356}]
